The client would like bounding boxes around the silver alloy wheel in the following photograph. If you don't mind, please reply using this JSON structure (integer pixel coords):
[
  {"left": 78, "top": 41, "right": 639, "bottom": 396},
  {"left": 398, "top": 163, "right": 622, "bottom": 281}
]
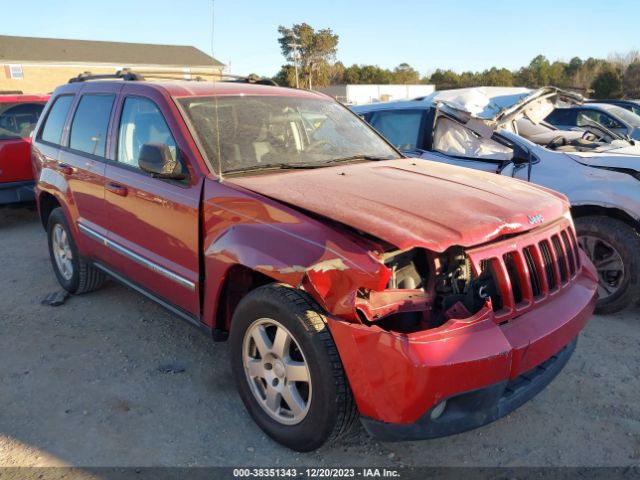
[
  {"left": 242, "top": 318, "right": 312, "bottom": 425},
  {"left": 579, "top": 234, "right": 625, "bottom": 299},
  {"left": 52, "top": 224, "right": 74, "bottom": 281}
]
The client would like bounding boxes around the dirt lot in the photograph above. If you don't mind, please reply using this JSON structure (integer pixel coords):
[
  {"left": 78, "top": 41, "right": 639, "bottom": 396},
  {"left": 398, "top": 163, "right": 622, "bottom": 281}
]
[{"left": 1, "top": 206, "right": 639, "bottom": 468}]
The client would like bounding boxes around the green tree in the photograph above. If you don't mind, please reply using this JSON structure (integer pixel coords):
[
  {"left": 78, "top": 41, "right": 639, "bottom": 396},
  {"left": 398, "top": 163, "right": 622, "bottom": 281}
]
[
  {"left": 277, "top": 23, "right": 339, "bottom": 89},
  {"left": 591, "top": 68, "right": 623, "bottom": 98},
  {"left": 623, "top": 62, "right": 640, "bottom": 98},
  {"left": 343, "top": 64, "right": 393, "bottom": 84},
  {"left": 428, "top": 69, "right": 461, "bottom": 89},
  {"left": 481, "top": 67, "right": 513, "bottom": 86},
  {"left": 272, "top": 65, "right": 296, "bottom": 87},
  {"left": 392, "top": 63, "right": 420, "bottom": 84}
]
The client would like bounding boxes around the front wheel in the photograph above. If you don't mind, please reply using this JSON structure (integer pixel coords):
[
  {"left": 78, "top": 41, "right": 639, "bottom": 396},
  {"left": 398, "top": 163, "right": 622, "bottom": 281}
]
[
  {"left": 575, "top": 216, "right": 640, "bottom": 314},
  {"left": 229, "top": 284, "right": 357, "bottom": 451}
]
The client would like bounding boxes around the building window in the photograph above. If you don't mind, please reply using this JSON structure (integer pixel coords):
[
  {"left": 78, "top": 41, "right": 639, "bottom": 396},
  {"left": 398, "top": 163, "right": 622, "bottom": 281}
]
[{"left": 7, "top": 64, "right": 24, "bottom": 79}]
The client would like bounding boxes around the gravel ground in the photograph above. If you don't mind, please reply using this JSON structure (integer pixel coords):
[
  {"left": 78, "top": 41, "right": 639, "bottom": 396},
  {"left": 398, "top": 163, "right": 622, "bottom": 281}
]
[{"left": 1, "top": 206, "right": 639, "bottom": 468}]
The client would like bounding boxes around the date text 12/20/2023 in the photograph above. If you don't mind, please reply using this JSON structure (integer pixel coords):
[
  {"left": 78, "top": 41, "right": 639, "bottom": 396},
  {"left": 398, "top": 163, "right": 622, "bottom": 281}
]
[{"left": 232, "top": 468, "right": 400, "bottom": 478}]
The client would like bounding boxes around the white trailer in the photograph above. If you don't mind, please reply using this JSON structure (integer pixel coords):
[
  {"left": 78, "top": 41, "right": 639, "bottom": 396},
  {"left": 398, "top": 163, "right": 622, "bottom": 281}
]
[{"left": 317, "top": 84, "right": 435, "bottom": 105}]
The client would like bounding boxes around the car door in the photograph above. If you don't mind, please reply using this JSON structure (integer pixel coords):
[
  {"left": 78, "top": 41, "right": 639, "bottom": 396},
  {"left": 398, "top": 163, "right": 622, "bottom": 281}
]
[
  {"left": 419, "top": 111, "right": 514, "bottom": 173},
  {"left": 0, "top": 101, "right": 45, "bottom": 183},
  {"left": 48, "top": 85, "right": 118, "bottom": 260},
  {"left": 104, "top": 90, "right": 202, "bottom": 317}
]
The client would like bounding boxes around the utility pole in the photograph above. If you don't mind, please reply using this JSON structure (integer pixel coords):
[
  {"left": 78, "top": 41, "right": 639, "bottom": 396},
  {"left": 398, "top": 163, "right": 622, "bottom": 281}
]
[
  {"left": 288, "top": 43, "right": 301, "bottom": 89},
  {"left": 210, "top": 0, "right": 215, "bottom": 59}
]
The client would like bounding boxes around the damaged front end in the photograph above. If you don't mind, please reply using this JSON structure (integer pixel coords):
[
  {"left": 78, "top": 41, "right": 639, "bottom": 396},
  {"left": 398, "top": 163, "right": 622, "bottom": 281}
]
[
  {"left": 303, "top": 214, "right": 587, "bottom": 335},
  {"left": 318, "top": 216, "right": 597, "bottom": 431},
  {"left": 351, "top": 246, "right": 496, "bottom": 333}
]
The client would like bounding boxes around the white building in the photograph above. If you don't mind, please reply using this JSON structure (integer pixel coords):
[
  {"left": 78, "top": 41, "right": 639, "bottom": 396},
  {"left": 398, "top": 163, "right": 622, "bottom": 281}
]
[{"left": 317, "top": 84, "right": 435, "bottom": 105}]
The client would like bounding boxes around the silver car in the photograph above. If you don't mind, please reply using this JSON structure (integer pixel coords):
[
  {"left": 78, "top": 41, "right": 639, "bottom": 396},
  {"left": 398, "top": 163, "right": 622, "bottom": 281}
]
[{"left": 354, "top": 87, "right": 640, "bottom": 313}]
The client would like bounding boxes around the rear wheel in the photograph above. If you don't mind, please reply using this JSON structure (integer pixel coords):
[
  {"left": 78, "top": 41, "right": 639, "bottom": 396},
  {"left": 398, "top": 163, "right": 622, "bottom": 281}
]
[
  {"left": 575, "top": 216, "right": 640, "bottom": 314},
  {"left": 47, "top": 208, "right": 105, "bottom": 294},
  {"left": 229, "top": 283, "right": 357, "bottom": 451}
]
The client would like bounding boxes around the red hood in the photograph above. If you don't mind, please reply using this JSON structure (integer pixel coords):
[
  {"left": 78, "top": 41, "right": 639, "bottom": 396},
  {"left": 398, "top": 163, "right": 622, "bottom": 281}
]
[{"left": 228, "top": 159, "right": 568, "bottom": 251}]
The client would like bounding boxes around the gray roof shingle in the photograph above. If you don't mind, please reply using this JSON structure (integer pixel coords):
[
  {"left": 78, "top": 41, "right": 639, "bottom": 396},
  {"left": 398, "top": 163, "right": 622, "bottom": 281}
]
[{"left": 0, "top": 35, "right": 224, "bottom": 67}]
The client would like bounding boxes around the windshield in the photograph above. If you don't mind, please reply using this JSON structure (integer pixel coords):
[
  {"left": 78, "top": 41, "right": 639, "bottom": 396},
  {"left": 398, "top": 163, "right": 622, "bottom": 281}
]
[
  {"left": 179, "top": 95, "right": 397, "bottom": 174},
  {"left": 597, "top": 104, "right": 640, "bottom": 127}
]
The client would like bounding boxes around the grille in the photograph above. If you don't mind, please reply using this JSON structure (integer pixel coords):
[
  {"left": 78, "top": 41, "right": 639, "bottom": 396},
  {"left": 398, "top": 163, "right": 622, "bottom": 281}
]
[{"left": 468, "top": 220, "right": 582, "bottom": 322}]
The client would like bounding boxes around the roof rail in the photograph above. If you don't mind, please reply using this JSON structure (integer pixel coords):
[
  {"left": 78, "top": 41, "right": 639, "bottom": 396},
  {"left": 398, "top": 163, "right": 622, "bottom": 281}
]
[
  {"left": 67, "top": 69, "right": 278, "bottom": 86},
  {"left": 220, "top": 73, "right": 278, "bottom": 86},
  {"left": 68, "top": 69, "right": 144, "bottom": 83}
]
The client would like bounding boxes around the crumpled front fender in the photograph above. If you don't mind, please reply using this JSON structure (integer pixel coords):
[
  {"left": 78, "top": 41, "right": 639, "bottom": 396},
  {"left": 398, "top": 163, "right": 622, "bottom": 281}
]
[{"left": 202, "top": 184, "right": 395, "bottom": 322}]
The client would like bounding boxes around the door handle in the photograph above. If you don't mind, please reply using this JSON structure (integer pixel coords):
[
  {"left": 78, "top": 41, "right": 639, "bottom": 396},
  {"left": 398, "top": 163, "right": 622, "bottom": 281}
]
[
  {"left": 106, "top": 182, "right": 128, "bottom": 197},
  {"left": 58, "top": 163, "right": 74, "bottom": 175}
]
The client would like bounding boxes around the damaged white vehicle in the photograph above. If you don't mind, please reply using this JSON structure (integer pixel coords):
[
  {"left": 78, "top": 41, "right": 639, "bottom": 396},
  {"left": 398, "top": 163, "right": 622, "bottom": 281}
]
[{"left": 354, "top": 87, "right": 640, "bottom": 313}]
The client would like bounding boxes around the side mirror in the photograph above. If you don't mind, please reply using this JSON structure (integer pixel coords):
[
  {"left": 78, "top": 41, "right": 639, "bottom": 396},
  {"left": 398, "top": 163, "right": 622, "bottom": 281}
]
[
  {"left": 511, "top": 143, "right": 530, "bottom": 165},
  {"left": 138, "top": 143, "right": 186, "bottom": 180}
]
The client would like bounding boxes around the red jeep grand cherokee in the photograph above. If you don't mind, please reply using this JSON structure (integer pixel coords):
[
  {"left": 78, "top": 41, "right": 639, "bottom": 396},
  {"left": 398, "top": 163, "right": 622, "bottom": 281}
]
[
  {"left": 31, "top": 73, "right": 597, "bottom": 451},
  {"left": 0, "top": 94, "right": 49, "bottom": 205}
]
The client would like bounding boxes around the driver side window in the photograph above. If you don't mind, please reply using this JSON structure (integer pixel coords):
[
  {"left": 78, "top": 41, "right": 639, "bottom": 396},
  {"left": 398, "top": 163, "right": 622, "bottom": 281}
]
[
  {"left": 368, "top": 110, "right": 423, "bottom": 151},
  {"left": 117, "top": 97, "right": 178, "bottom": 168}
]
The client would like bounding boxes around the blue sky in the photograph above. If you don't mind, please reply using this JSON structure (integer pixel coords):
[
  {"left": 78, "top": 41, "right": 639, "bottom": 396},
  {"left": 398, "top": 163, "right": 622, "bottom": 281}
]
[{"left": 3, "top": 0, "right": 639, "bottom": 77}]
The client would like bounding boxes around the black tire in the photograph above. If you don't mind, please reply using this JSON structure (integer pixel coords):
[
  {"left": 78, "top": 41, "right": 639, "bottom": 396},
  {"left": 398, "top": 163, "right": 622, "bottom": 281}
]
[
  {"left": 47, "top": 207, "right": 105, "bottom": 294},
  {"left": 575, "top": 216, "right": 640, "bottom": 314},
  {"left": 229, "top": 283, "right": 357, "bottom": 451}
]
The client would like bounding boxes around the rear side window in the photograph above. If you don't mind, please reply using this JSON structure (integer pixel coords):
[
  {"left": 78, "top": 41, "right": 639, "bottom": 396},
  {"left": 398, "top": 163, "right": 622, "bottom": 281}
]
[
  {"left": 0, "top": 102, "right": 45, "bottom": 140},
  {"left": 40, "top": 96, "right": 74, "bottom": 145},
  {"left": 545, "top": 109, "right": 577, "bottom": 126},
  {"left": 368, "top": 110, "right": 423, "bottom": 151},
  {"left": 117, "top": 97, "right": 177, "bottom": 168},
  {"left": 69, "top": 94, "right": 115, "bottom": 157}
]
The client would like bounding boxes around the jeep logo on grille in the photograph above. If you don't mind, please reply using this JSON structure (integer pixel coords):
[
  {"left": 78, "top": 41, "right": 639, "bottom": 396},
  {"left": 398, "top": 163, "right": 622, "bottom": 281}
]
[{"left": 528, "top": 214, "right": 544, "bottom": 225}]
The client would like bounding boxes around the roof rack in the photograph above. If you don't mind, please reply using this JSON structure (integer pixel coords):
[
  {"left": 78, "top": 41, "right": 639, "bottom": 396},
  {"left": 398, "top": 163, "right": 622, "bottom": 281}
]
[
  {"left": 68, "top": 69, "right": 144, "bottom": 83},
  {"left": 68, "top": 69, "right": 278, "bottom": 86}
]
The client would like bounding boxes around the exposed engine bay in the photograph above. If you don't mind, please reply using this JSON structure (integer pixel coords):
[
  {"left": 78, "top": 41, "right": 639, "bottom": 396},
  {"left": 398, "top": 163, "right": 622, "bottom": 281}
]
[{"left": 360, "top": 247, "right": 500, "bottom": 333}]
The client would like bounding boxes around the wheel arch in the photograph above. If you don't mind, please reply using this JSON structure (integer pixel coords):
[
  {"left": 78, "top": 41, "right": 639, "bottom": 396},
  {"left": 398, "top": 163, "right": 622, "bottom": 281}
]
[
  {"left": 38, "top": 191, "right": 62, "bottom": 230},
  {"left": 213, "top": 264, "right": 280, "bottom": 340},
  {"left": 571, "top": 204, "right": 640, "bottom": 232}
]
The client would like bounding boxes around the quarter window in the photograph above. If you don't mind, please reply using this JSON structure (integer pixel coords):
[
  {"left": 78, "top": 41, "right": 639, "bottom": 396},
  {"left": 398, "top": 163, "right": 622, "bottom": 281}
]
[
  {"left": 117, "top": 97, "right": 178, "bottom": 168},
  {"left": 69, "top": 94, "right": 115, "bottom": 157},
  {"left": 40, "top": 96, "right": 74, "bottom": 145}
]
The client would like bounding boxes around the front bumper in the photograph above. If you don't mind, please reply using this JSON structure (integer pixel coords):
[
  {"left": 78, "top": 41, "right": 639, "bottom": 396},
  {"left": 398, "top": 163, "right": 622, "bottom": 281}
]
[
  {"left": 361, "top": 337, "right": 576, "bottom": 441},
  {"left": 326, "top": 257, "right": 597, "bottom": 440},
  {"left": 0, "top": 180, "right": 35, "bottom": 205}
]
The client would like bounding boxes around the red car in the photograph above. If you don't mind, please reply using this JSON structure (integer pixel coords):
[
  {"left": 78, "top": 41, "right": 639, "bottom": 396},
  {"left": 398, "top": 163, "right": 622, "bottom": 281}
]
[
  {"left": 0, "top": 94, "right": 49, "bottom": 205},
  {"left": 32, "top": 73, "right": 598, "bottom": 451}
]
